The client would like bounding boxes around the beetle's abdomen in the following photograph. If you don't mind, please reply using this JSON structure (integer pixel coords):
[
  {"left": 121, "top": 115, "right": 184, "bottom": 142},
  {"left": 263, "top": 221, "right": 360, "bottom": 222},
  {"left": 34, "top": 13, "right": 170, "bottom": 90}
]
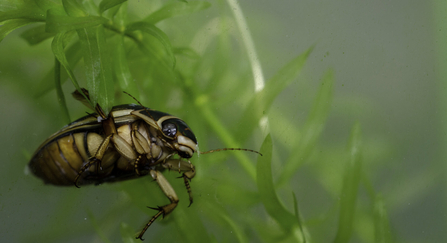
[{"left": 29, "top": 132, "right": 120, "bottom": 186}]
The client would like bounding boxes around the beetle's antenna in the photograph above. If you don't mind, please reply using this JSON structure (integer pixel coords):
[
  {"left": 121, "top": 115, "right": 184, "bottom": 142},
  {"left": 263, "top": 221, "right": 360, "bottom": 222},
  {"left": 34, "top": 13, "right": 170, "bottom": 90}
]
[
  {"left": 123, "top": 91, "right": 146, "bottom": 108},
  {"left": 123, "top": 91, "right": 159, "bottom": 127},
  {"left": 200, "top": 148, "right": 262, "bottom": 156}
]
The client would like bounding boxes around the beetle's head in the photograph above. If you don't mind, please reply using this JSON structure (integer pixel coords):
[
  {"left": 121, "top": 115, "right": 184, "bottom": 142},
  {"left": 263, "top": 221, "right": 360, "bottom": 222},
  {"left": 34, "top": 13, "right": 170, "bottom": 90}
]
[{"left": 158, "top": 117, "right": 198, "bottom": 158}]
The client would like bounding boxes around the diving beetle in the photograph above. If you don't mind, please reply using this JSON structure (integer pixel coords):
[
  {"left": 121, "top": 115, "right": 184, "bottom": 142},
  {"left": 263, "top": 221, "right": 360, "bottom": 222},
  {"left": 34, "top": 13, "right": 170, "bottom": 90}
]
[{"left": 28, "top": 89, "right": 261, "bottom": 240}]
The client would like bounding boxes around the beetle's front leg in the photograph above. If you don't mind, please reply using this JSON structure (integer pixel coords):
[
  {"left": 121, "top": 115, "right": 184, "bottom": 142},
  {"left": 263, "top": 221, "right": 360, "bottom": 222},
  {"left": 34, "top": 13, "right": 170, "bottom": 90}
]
[
  {"left": 137, "top": 170, "right": 179, "bottom": 241},
  {"left": 162, "top": 159, "right": 195, "bottom": 206}
]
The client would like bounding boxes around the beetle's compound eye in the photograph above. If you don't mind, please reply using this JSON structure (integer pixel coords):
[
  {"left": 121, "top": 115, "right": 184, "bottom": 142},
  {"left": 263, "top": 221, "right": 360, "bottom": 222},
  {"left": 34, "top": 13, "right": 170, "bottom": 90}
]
[{"left": 162, "top": 122, "right": 177, "bottom": 137}]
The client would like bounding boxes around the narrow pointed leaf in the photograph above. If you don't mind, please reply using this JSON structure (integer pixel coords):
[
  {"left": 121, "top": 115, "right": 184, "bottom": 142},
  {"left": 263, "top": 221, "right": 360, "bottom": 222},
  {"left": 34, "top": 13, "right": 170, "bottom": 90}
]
[
  {"left": 278, "top": 69, "right": 334, "bottom": 186},
  {"left": 112, "top": 0, "right": 127, "bottom": 28},
  {"left": 0, "top": 6, "right": 45, "bottom": 22},
  {"left": 145, "top": 1, "right": 211, "bottom": 24},
  {"left": 77, "top": 25, "right": 114, "bottom": 115},
  {"left": 123, "top": 21, "right": 178, "bottom": 83},
  {"left": 257, "top": 134, "right": 299, "bottom": 232},
  {"left": 51, "top": 31, "right": 83, "bottom": 94},
  {"left": 34, "top": 0, "right": 62, "bottom": 11},
  {"left": 86, "top": 209, "right": 112, "bottom": 243},
  {"left": 20, "top": 24, "right": 54, "bottom": 45},
  {"left": 114, "top": 36, "right": 138, "bottom": 98},
  {"left": 99, "top": 0, "right": 127, "bottom": 14},
  {"left": 0, "top": 19, "right": 35, "bottom": 42},
  {"left": 237, "top": 46, "right": 313, "bottom": 141},
  {"left": 374, "top": 194, "right": 393, "bottom": 243},
  {"left": 333, "top": 122, "right": 362, "bottom": 243},
  {"left": 292, "top": 192, "right": 307, "bottom": 243},
  {"left": 62, "top": 0, "right": 87, "bottom": 17},
  {"left": 51, "top": 31, "right": 89, "bottom": 107},
  {"left": 120, "top": 223, "right": 139, "bottom": 243},
  {"left": 46, "top": 9, "right": 107, "bottom": 33},
  {"left": 126, "top": 21, "right": 175, "bottom": 68},
  {"left": 174, "top": 205, "right": 212, "bottom": 242},
  {"left": 220, "top": 213, "right": 249, "bottom": 243},
  {"left": 173, "top": 47, "right": 200, "bottom": 60},
  {"left": 35, "top": 40, "right": 83, "bottom": 97},
  {"left": 54, "top": 58, "right": 71, "bottom": 123}
]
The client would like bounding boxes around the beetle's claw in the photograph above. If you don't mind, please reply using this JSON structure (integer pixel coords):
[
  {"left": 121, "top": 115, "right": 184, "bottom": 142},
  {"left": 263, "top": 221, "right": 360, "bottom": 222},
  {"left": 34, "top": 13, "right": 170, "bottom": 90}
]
[
  {"left": 74, "top": 175, "right": 81, "bottom": 188},
  {"left": 178, "top": 174, "right": 192, "bottom": 181},
  {"left": 147, "top": 206, "right": 162, "bottom": 211}
]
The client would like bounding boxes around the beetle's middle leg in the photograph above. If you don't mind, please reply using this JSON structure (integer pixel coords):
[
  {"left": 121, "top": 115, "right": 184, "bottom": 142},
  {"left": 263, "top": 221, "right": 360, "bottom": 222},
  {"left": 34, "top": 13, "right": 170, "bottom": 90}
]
[
  {"left": 162, "top": 159, "right": 195, "bottom": 206},
  {"left": 75, "top": 133, "right": 138, "bottom": 187},
  {"left": 137, "top": 170, "right": 179, "bottom": 241}
]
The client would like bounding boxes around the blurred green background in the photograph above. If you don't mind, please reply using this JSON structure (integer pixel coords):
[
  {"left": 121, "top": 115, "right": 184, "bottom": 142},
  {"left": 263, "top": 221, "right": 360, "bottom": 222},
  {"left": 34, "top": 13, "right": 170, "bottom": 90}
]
[{"left": 0, "top": 0, "right": 444, "bottom": 242}]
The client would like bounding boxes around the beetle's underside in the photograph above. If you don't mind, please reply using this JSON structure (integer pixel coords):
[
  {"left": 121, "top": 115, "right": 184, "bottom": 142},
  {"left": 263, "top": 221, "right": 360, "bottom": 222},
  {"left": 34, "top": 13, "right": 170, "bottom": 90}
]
[{"left": 29, "top": 89, "right": 198, "bottom": 240}]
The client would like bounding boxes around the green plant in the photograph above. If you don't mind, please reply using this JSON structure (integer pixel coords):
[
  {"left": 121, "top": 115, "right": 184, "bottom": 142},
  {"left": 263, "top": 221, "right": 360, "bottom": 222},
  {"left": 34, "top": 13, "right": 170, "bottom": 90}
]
[{"left": 0, "top": 0, "right": 394, "bottom": 242}]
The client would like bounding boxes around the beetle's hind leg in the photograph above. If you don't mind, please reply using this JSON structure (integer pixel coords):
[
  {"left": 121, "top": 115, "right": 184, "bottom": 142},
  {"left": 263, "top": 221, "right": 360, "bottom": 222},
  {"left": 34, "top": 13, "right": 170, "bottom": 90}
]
[
  {"left": 74, "top": 134, "right": 113, "bottom": 187},
  {"left": 74, "top": 158, "right": 99, "bottom": 188},
  {"left": 137, "top": 170, "right": 179, "bottom": 241}
]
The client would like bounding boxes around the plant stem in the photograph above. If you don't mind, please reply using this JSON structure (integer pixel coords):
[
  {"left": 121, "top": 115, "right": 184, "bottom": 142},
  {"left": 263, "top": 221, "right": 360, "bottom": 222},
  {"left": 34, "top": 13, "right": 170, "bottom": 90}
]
[
  {"left": 226, "top": 0, "right": 270, "bottom": 137},
  {"left": 226, "top": 0, "right": 265, "bottom": 93}
]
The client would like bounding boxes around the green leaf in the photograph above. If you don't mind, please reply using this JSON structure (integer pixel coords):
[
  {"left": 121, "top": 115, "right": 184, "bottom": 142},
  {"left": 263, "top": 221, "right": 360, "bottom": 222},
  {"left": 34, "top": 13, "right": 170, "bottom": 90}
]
[
  {"left": 278, "top": 69, "right": 334, "bottom": 186},
  {"left": 0, "top": 0, "right": 21, "bottom": 11},
  {"left": 35, "top": 39, "right": 83, "bottom": 97},
  {"left": 120, "top": 222, "right": 139, "bottom": 243},
  {"left": 373, "top": 194, "right": 393, "bottom": 243},
  {"left": 236, "top": 46, "right": 314, "bottom": 142},
  {"left": 256, "top": 134, "right": 300, "bottom": 232},
  {"left": 54, "top": 58, "right": 71, "bottom": 123},
  {"left": 113, "top": 35, "right": 139, "bottom": 98},
  {"left": 0, "top": 19, "right": 35, "bottom": 42},
  {"left": 86, "top": 209, "right": 112, "bottom": 243},
  {"left": 99, "top": 0, "right": 127, "bottom": 14},
  {"left": 112, "top": 0, "right": 127, "bottom": 28},
  {"left": 122, "top": 21, "right": 178, "bottom": 84},
  {"left": 45, "top": 8, "right": 108, "bottom": 33},
  {"left": 334, "top": 122, "right": 362, "bottom": 243},
  {"left": 144, "top": 1, "right": 211, "bottom": 24},
  {"left": 173, "top": 202, "right": 212, "bottom": 243},
  {"left": 62, "top": 0, "right": 87, "bottom": 17},
  {"left": 194, "top": 96, "right": 257, "bottom": 180},
  {"left": 77, "top": 25, "right": 114, "bottom": 115},
  {"left": 19, "top": 24, "right": 54, "bottom": 45},
  {"left": 34, "top": 0, "right": 62, "bottom": 12},
  {"left": 126, "top": 21, "right": 175, "bottom": 68},
  {"left": 82, "top": 0, "right": 101, "bottom": 16},
  {"left": 173, "top": 47, "right": 200, "bottom": 60},
  {"left": 0, "top": 3, "right": 46, "bottom": 22},
  {"left": 219, "top": 212, "right": 249, "bottom": 243},
  {"left": 292, "top": 192, "right": 307, "bottom": 243},
  {"left": 51, "top": 31, "right": 86, "bottom": 101}
]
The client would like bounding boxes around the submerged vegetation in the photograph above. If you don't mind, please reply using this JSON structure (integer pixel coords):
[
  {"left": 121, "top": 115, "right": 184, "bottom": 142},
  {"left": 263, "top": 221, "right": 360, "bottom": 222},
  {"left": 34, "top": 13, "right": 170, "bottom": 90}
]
[{"left": 0, "top": 0, "right": 412, "bottom": 242}]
